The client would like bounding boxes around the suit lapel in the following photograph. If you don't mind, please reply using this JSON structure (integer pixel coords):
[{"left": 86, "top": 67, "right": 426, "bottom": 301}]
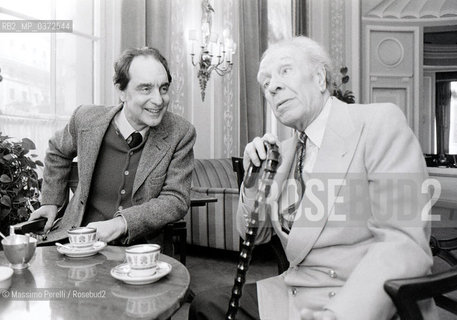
[
  {"left": 133, "top": 124, "right": 170, "bottom": 195},
  {"left": 78, "top": 105, "right": 122, "bottom": 200},
  {"left": 286, "top": 99, "right": 364, "bottom": 266}
]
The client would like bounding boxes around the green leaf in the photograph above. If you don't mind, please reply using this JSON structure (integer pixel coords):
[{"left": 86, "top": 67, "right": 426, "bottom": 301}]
[
  {"left": 3, "top": 154, "right": 13, "bottom": 161},
  {"left": 0, "top": 195, "right": 11, "bottom": 207},
  {"left": 35, "top": 160, "right": 44, "bottom": 167},
  {"left": 0, "top": 174, "right": 12, "bottom": 183},
  {"left": 21, "top": 138, "right": 36, "bottom": 150}
]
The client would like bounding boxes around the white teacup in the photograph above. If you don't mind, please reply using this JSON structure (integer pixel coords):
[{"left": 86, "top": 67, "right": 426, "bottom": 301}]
[
  {"left": 125, "top": 244, "right": 161, "bottom": 277},
  {"left": 67, "top": 227, "right": 97, "bottom": 248}
]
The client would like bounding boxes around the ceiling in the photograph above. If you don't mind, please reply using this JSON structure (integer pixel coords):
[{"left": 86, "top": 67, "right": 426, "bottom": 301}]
[{"left": 367, "top": 0, "right": 457, "bottom": 19}]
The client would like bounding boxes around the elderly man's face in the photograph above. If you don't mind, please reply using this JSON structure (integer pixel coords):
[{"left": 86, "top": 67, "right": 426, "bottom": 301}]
[
  {"left": 120, "top": 55, "right": 170, "bottom": 130},
  {"left": 257, "top": 46, "right": 325, "bottom": 131}
]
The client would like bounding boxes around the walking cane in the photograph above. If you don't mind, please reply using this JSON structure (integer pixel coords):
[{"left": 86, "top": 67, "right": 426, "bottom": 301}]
[{"left": 226, "top": 143, "right": 280, "bottom": 319}]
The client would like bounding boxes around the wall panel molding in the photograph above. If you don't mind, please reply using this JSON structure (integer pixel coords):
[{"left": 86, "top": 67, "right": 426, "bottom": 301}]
[
  {"left": 329, "top": 0, "right": 344, "bottom": 69},
  {"left": 169, "top": 0, "right": 185, "bottom": 117}
]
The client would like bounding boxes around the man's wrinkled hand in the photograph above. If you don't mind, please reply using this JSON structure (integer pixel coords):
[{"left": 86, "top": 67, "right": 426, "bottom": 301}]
[
  {"left": 300, "top": 309, "right": 337, "bottom": 320},
  {"left": 28, "top": 205, "right": 58, "bottom": 232},
  {"left": 243, "top": 133, "right": 279, "bottom": 172},
  {"left": 87, "top": 216, "right": 126, "bottom": 243}
]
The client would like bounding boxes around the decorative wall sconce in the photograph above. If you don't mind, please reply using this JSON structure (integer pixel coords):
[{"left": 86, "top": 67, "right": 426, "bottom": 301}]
[{"left": 188, "top": 0, "right": 236, "bottom": 101}]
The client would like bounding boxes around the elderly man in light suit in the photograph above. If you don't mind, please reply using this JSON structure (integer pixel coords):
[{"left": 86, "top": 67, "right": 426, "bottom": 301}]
[
  {"left": 190, "top": 37, "right": 436, "bottom": 320},
  {"left": 30, "top": 47, "right": 196, "bottom": 245}
]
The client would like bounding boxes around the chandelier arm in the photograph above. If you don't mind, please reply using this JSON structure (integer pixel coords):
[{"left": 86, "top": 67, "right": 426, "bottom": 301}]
[
  {"left": 190, "top": 54, "right": 198, "bottom": 67},
  {"left": 216, "top": 62, "right": 233, "bottom": 74}
]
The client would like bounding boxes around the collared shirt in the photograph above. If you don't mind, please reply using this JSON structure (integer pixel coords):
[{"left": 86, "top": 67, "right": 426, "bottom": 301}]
[
  {"left": 300, "top": 96, "right": 333, "bottom": 174},
  {"left": 114, "top": 106, "right": 149, "bottom": 140}
]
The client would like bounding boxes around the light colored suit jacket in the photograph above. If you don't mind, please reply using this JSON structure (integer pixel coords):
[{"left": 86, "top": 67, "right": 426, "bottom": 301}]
[
  {"left": 41, "top": 104, "right": 196, "bottom": 243},
  {"left": 237, "top": 98, "right": 436, "bottom": 320}
]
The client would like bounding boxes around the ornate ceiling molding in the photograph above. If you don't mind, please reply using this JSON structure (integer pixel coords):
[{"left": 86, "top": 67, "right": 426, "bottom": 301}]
[{"left": 367, "top": 0, "right": 457, "bottom": 19}]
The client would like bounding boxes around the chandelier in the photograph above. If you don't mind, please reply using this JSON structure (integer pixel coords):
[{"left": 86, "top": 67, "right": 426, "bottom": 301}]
[{"left": 188, "top": 0, "right": 236, "bottom": 101}]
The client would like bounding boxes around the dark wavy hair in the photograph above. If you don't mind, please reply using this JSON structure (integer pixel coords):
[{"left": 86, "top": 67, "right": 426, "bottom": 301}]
[{"left": 113, "top": 47, "right": 172, "bottom": 91}]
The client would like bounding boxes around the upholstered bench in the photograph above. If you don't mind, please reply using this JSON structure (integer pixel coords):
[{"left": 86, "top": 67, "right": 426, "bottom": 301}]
[{"left": 186, "top": 158, "right": 240, "bottom": 251}]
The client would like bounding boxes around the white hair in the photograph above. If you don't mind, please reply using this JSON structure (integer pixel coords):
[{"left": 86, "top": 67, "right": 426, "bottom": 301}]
[{"left": 262, "top": 36, "right": 334, "bottom": 90}]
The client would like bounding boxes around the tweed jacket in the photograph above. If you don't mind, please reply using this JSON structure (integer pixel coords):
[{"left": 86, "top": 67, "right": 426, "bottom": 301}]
[
  {"left": 41, "top": 104, "right": 196, "bottom": 243},
  {"left": 237, "top": 98, "right": 436, "bottom": 320}
]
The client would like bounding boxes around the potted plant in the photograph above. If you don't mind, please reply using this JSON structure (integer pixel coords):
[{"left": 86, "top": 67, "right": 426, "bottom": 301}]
[{"left": 0, "top": 133, "right": 43, "bottom": 235}]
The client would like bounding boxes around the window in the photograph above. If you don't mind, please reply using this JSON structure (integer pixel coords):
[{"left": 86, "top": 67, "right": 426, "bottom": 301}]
[
  {"left": 435, "top": 72, "right": 457, "bottom": 156},
  {"left": 0, "top": 0, "right": 103, "bottom": 160},
  {"left": 450, "top": 82, "right": 457, "bottom": 154}
]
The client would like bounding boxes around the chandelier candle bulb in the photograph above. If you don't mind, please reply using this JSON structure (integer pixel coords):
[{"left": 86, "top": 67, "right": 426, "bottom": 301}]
[{"left": 189, "top": 29, "right": 198, "bottom": 40}]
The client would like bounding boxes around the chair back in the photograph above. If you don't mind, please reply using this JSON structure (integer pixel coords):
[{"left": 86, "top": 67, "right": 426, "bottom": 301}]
[{"left": 231, "top": 157, "right": 244, "bottom": 190}]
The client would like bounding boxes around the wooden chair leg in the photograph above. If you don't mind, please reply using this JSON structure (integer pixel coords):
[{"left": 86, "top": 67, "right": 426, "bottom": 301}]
[{"left": 178, "top": 226, "right": 186, "bottom": 265}]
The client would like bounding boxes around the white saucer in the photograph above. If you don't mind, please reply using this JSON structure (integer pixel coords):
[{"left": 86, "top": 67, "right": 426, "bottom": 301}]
[
  {"left": 0, "top": 266, "right": 13, "bottom": 292},
  {"left": 110, "top": 261, "right": 172, "bottom": 285},
  {"left": 56, "top": 241, "right": 107, "bottom": 258}
]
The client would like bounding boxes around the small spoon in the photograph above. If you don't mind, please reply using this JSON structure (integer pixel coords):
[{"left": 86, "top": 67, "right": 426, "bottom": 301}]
[{"left": 0, "top": 231, "right": 7, "bottom": 240}]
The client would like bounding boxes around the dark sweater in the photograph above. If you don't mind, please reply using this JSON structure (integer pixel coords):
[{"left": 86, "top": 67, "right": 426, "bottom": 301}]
[{"left": 82, "top": 122, "right": 145, "bottom": 225}]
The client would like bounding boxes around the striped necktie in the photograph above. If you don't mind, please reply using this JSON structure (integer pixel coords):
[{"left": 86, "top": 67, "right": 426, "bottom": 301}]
[
  {"left": 279, "top": 132, "right": 307, "bottom": 234},
  {"left": 127, "top": 131, "right": 142, "bottom": 148}
]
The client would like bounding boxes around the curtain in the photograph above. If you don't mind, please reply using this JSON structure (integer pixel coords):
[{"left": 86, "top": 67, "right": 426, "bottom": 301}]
[
  {"left": 120, "top": 0, "right": 146, "bottom": 51},
  {"left": 145, "top": 0, "right": 171, "bottom": 57},
  {"left": 436, "top": 79, "right": 452, "bottom": 154},
  {"left": 239, "top": 0, "right": 268, "bottom": 153},
  {"left": 293, "top": 0, "right": 307, "bottom": 36}
]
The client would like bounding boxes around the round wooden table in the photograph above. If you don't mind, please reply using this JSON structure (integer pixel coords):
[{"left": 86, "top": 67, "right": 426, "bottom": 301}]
[{"left": 0, "top": 245, "right": 190, "bottom": 320}]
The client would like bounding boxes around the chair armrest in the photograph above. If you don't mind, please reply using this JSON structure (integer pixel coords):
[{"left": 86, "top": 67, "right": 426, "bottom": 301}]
[
  {"left": 385, "top": 267, "right": 457, "bottom": 299},
  {"left": 205, "top": 187, "right": 239, "bottom": 194},
  {"left": 191, "top": 186, "right": 210, "bottom": 193},
  {"left": 191, "top": 186, "right": 239, "bottom": 195},
  {"left": 384, "top": 267, "right": 457, "bottom": 319}
]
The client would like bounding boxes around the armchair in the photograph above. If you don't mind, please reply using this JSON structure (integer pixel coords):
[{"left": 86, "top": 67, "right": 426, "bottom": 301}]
[{"left": 384, "top": 232, "right": 457, "bottom": 319}]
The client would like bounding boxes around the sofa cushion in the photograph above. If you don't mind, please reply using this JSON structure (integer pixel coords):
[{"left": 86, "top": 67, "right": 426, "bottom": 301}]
[{"left": 187, "top": 159, "right": 241, "bottom": 251}]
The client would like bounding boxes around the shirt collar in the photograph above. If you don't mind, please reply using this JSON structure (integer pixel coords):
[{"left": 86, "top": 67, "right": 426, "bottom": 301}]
[
  {"left": 301, "top": 96, "right": 333, "bottom": 149},
  {"left": 114, "top": 106, "right": 149, "bottom": 140}
]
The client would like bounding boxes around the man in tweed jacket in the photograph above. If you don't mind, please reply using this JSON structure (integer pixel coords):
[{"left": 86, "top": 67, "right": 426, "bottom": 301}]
[{"left": 30, "top": 47, "right": 196, "bottom": 244}]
